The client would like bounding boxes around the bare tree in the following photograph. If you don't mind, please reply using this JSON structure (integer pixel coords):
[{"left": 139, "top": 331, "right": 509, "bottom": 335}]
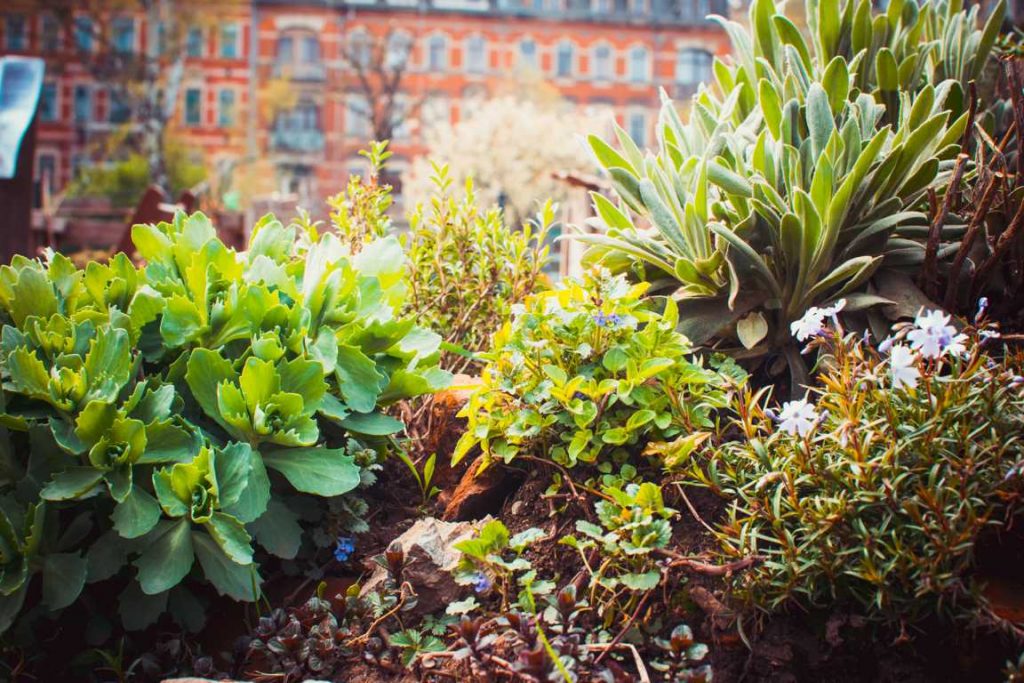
[
  {"left": 337, "top": 28, "right": 422, "bottom": 144},
  {"left": 27, "top": 0, "right": 246, "bottom": 193}
]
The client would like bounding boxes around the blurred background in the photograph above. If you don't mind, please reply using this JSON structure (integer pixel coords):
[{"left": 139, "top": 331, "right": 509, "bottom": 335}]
[{"left": 1, "top": 0, "right": 1018, "bottom": 273}]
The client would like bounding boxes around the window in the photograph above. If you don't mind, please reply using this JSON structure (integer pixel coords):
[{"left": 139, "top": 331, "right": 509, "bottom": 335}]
[
  {"left": 186, "top": 26, "right": 204, "bottom": 57},
  {"left": 300, "top": 35, "right": 320, "bottom": 63},
  {"left": 277, "top": 102, "right": 320, "bottom": 131},
  {"left": 39, "top": 83, "right": 58, "bottom": 122},
  {"left": 184, "top": 87, "right": 202, "bottom": 126},
  {"left": 218, "top": 89, "right": 236, "bottom": 126},
  {"left": 421, "top": 94, "right": 450, "bottom": 131},
  {"left": 345, "top": 96, "right": 369, "bottom": 138},
  {"left": 593, "top": 44, "right": 612, "bottom": 81},
  {"left": 385, "top": 32, "right": 411, "bottom": 70},
  {"left": 73, "top": 85, "right": 92, "bottom": 123},
  {"left": 5, "top": 14, "right": 26, "bottom": 51},
  {"left": 154, "top": 21, "right": 168, "bottom": 55},
  {"left": 276, "top": 35, "right": 293, "bottom": 63},
  {"left": 556, "top": 41, "right": 574, "bottom": 78},
  {"left": 41, "top": 14, "right": 60, "bottom": 52},
  {"left": 220, "top": 23, "right": 238, "bottom": 59},
  {"left": 112, "top": 17, "right": 135, "bottom": 53},
  {"left": 519, "top": 38, "right": 537, "bottom": 69},
  {"left": 614, "top": 0, "right": 628, "bottom": 11},
  {"left": 465, "top": 35, "right": 486, "bottom": 74},
  {"left": 628, "top": 46, "right": 649, "bottom": 83},
  {"left": 37, "top": 154, "right": 57, "bottom": 194},
  {"left": 676, "top": 48, "right": 712, "bottom": 87},
  {"left": 628, "top": 110, "right": 646, "bottom": 146},
  {"left": 109, "top": 90, "right": 131, "bottom": 124},
  {"left": 592, "top": 0, "right": 612, "bottom": 10},
  {"left": 427, "top": 35, "right": 447, "bottom": 71},
  {"left": 74, "top": 17, "right": 93, "bottom": 52},
  {"left": 348, "top": 32, "right": 371, "bottom": 68}
]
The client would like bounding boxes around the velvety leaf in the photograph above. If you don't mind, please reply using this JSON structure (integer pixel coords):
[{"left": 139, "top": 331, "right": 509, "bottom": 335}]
[
  {"left": 112, "top": 488, "right": 162, "bottom": 539},
  {"left": 193, "top": 533, "right": 259, "bottom": 601},
  {"left": 118, "top": 581, "right": 169, "bottom": 631},
  {"left": 42, "top": 552, "right": 87, "bottom": 610},
  {"left": 206, "top": 513, "right": 253, "bottom": 565},
  {"left": 135, "top": 519, "right": 194, "bottom": 595},
  {"left": 262, "top": 447, "right": 361, "bottom": 497},
  {"left": 247, "top": 500, "right": 302, "bottom": 559},
  {"left": 40, "top": 467, "right": 105, "bottom": 501}
]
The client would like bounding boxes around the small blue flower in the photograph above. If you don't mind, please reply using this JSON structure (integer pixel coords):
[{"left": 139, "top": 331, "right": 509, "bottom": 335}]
[
  {"left": 573, "top": 391, "right": 587, "bottom": 401},
  {"left": 333, "top": 536, "right": 355, "bottom": 562},
  {"left": 764, "top": 408, "right": 779, "bottom": 422},
  {"left": 471, "top": 571, "right": 492, "bottom": 594},
  {"left": 594, "top": 312, "right": 623, "bottom": 328}
]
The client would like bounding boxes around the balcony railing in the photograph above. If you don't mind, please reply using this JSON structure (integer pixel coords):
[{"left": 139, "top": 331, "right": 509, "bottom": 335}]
[
  {"left": 272, "top": 61, "right": 327, "bottom": 82},
  {"left": 270, "top": 129, "right": 326, "bottom": 153}
]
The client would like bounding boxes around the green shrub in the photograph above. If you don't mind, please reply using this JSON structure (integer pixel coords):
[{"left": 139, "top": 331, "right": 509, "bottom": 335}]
[
  {"left": 579, "top": 0, "right": 1005, "bottom": 383},
  {"left": 404, "top": 164, "right": 552, "bottom": 373},
  {"left": 684, "top": 310, "right": 1024, "bottom": 621},
  {"left": 0, "top": 211, "right": 448, "bottom": 633},
  {"left": 453, "top": 269, "right": 742, "bottom": 471}
]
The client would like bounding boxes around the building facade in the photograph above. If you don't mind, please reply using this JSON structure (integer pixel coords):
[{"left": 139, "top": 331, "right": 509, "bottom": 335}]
[{"left": 3, "top": 0, "right": 728, "bottom": 215}]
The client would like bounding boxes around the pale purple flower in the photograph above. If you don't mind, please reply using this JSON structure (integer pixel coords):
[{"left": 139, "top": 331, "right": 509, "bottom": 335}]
[
  {"left": 791, "top": 308, "right": 826, "bottom": 341},
  {"left": 594, "top": 312, "right": 623, "bottom": 328},
  {"left": 888, "top": 344, "right": 920, "bottom": 390},
  {"left": 778, "top": 398, "right": 820, "bottom": 437},
  {"left": 907, "top": 309, "right": 965, "bottom": 359}
]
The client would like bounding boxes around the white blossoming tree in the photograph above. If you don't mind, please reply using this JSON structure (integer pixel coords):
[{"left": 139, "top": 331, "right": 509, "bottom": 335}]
[{"left": 402, "top": 92, "right": 612, "bottom": 225}]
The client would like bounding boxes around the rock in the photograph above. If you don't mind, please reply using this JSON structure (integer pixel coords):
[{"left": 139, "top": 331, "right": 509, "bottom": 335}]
[
  {"left": 442, "top": 457, "right": 510, "bottom": 521},
  {"left": 426, "top": 374, "right": 483, "bottom": 503},
  {"left": 359, "top": 516, "right": 490, "bottom": 616}
]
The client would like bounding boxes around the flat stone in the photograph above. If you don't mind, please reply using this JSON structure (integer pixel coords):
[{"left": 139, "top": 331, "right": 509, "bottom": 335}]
[{"left": 359, "top": 516, "right": 490, "bottom": 616}]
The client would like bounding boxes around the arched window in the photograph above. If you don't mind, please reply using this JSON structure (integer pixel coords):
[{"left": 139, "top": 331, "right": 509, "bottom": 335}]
[
  {"left": 519, "top": 38, "right": 537, "bottom": 69},
  {"left": 627, "top": 108, "right": 647, "bottom": 146},
  {"left": 385, "top": 32, "right": 412, "bottom": 70},
  {"left": 676, "top": 47, "right": 712, "bottom": 88},
  {"left": 592, "top": 44, "right": 613, "bottom": 81},
  {"left": 465, "top": 35, "right": 486, "bottom": 73},
  {"left": 628, "top": 46, "right": 649, "bottom": 83},
  {"left": 556, "top": 41, "right": 575, "bottom": 78},
  {"left": 427, "top": 34, "right": 448, "bottom": 71}
]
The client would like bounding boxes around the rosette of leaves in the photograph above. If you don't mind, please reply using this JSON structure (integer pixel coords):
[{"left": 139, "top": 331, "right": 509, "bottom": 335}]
[
  {"left": 578, "top": 0, "right": 1005, "bottom": 383},
  {"left": 562, "top": 482, "right": 675, "bottom": 622},
  {"left": 453, "top": 269, "right": 740, "bottom": 470},
  {"left": 132, "top": 446, "right": 259, "bottom": 600},
  {"left": 243, "top": 596, "right": 346, "bottom": 681},
  {"left": 650, "top": 624, "right": 711, "bottom": 682}
]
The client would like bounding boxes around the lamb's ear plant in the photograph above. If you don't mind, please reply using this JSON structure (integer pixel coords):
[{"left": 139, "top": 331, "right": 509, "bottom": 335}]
[{"left": 577, "top": 0, "right": 1006, "bottom": 384}]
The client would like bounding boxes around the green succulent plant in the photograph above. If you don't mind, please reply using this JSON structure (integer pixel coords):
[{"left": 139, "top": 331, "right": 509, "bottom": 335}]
[{"left": 0, "top": 209, "right": 450, "bottom": 635}]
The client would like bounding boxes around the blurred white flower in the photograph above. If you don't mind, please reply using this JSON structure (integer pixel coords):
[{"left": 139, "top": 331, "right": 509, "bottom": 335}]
[
  {"left": 778, "top": 398, "right": 820, "bottom": 437},
  {"left": 889, "top": 344, "right": 920, "bottom": 390},
  {"left": 790, "top": 308, "right": 826, "bottom": 341},
  {"left": 907, "top": 309, "right": 965, "bottom": 359}
]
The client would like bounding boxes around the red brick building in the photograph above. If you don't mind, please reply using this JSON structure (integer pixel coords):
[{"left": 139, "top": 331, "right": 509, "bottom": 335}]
[{"left": 3, "top": 0, "right": 729, "bottom": 219}]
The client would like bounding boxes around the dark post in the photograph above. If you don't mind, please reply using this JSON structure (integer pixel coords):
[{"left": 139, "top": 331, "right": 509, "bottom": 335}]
[{"left": 0, "top": 118, "right": 37, "bottom": 262}]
